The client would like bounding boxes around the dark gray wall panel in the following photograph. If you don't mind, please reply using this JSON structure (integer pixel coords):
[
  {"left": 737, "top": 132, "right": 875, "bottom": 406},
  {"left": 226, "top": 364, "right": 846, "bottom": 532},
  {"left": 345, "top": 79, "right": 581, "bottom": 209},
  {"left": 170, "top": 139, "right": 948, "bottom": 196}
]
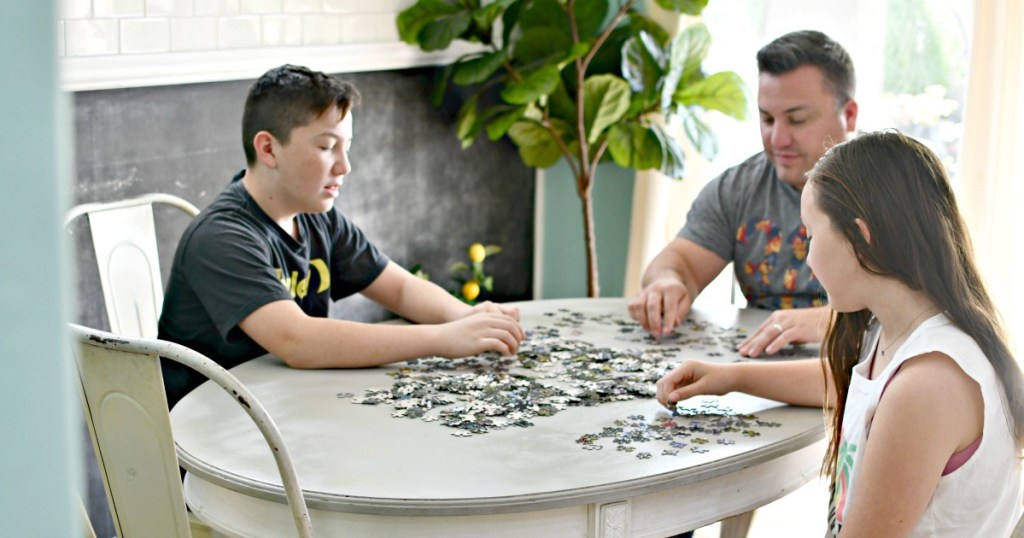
[{"left": 69, "top": 67, "right": 534, "bottom": 329}]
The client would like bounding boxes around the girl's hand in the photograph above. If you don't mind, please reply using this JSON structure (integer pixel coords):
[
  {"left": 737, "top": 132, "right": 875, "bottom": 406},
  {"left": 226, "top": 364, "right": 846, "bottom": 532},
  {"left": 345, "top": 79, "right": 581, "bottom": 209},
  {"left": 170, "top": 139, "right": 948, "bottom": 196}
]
[{"left": 655, "top": 360, "right": 735, "bottom": 408}]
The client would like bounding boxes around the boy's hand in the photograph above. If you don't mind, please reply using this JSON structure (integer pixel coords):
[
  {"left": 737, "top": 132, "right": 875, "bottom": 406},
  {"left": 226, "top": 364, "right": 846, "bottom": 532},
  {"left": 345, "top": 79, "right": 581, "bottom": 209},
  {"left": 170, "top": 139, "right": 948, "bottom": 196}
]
[
  {"left": 467, "top": 300, "right": 520, "bottom": 321},
  {"left": 436, "top": 311, "right": 524, "bottom": 358},
  {"left": 655, "top": 360, "right": 733, "bottom": 409}
]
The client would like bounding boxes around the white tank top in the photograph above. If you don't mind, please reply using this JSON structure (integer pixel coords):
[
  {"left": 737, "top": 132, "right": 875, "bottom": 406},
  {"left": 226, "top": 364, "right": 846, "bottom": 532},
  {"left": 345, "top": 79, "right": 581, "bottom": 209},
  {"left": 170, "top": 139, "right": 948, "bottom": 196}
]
[{"left": 829, "top": 313, "right": 1022, "bottom": 537}]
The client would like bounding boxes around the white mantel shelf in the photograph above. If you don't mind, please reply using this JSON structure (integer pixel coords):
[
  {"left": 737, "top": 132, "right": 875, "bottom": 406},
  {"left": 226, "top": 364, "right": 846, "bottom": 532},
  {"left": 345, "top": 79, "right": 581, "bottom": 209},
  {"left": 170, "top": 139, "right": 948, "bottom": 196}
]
[{"left": 61, "top": 41, "right": 481, "bottom": 92}]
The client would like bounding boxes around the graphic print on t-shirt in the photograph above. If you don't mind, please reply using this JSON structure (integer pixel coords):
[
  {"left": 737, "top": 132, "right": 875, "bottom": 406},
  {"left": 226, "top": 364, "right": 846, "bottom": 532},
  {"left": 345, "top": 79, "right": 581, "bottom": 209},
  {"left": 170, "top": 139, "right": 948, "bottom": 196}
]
[
  {"left": 735, "top": 217, "right": 824, "bottom": 309},
  {"left": 275, "top": 258, "right": 331, "bottom": 300}
]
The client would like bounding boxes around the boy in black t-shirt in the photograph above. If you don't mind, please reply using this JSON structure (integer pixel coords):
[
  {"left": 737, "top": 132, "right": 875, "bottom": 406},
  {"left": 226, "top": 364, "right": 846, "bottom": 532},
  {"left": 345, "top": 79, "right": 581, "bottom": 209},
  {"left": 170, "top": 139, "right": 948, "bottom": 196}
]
[{"left": 158, "top": 64, "right": 524, "bottom": 407}]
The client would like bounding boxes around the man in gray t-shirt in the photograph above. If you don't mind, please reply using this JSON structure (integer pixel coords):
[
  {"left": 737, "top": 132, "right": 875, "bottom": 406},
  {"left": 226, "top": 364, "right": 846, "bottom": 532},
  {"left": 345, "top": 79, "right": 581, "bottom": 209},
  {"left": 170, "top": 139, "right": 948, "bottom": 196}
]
[{"left": 629, "top": 30, "right": 859, "bottom": 357}]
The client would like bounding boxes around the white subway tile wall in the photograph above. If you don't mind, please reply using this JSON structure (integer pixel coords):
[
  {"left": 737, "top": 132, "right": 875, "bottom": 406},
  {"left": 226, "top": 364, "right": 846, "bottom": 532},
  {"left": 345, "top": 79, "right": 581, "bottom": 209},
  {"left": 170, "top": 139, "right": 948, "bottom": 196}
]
[
  {"left": 94, "top": 0, "right": 145, "bottom": 18},
  {"left": 65, "top": 19, "right": 120, "bottom": 56},
  {"left": 261, "top": 15, "right": 303, "bottom": 47},
  {"left": 171, "top": 17, "right": 218, "bottom": 51},
  {"left": 146, "top": 0, "right": 193, "bottom": 17},
  {"left": 121, "top": 18, "right": 171, "bottom": 53},
  {"left": 62, "top": 0, "right": 410, "bottom": 57},
  {"left": 218, "top": 16, "right": 262, "bottom": 49},
  {"left": 63, "top": 0, "right": 92, "bottom": 19}
]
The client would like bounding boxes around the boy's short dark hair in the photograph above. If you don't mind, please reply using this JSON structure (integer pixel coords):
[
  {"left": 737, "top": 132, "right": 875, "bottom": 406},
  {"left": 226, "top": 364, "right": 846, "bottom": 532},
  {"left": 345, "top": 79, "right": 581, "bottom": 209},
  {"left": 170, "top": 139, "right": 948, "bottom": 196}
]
[
  {"left": 756, "top": 30, "right": 856, "bottom": 107},
  {"left": 242, "top": 64, "right": 361, "bottom": 165}
]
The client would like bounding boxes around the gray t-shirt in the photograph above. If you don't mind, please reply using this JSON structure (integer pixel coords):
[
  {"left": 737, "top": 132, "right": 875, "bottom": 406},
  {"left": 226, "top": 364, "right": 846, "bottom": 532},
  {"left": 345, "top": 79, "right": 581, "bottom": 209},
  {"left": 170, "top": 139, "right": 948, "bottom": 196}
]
[{"left": 680, "top": 152, "right": 825, "bottom": 309}]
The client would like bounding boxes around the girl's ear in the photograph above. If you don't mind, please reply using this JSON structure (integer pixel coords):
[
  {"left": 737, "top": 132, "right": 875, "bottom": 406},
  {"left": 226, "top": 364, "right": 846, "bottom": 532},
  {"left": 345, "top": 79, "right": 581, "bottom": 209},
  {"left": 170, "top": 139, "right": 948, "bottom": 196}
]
[
  {"left": 253, "top": 131, "right": 278, "bottom": 169},
  {"left": 855, "top": 217, "right": 871, "bottom": 245}
]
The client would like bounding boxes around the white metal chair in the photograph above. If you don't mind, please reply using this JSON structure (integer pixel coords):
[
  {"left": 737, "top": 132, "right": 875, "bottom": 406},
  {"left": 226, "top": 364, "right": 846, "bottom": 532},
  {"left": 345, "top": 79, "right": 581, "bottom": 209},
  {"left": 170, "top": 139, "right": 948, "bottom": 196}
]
[
  {"left": 65, "top": 193, "right": 200, "bottom": 338},
  {"left": 69, "top": 323, "right": 314, "bottom": 537}
]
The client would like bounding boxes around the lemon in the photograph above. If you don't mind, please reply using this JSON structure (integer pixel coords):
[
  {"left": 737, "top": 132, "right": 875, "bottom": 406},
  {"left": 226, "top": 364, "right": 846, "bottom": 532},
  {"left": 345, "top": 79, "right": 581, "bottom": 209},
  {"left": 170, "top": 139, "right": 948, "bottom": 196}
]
[
  {"left": 462, "top": 280, "right": 481, "bottom": 301},
  {"left": 468, "top": 243, "right": 486, "bottom": 263}
]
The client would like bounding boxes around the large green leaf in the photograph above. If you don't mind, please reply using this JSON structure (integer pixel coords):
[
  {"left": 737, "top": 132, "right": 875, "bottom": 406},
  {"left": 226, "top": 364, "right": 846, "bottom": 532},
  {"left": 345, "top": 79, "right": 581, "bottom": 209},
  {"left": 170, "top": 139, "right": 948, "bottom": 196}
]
[
  {"left": 456, "top": 93, "right": 481, "bottom": 143},
  {"left": 661, "top": 23, "right": 710, "bottom": 109},
  {"left": 472, "top": 0, "right": 516, "bottom": 34},
  {"left": 501, "top": 64, "right": 561, "bottom": 104},
  {"left": 396, "top": 0, "right": 462, "bottom": 45},
  {"left": 573, "top": 0, "right": 608, "bottom": 38},
  {"left": 621, "top": 32, "right": 665, "bottom": 111},
  {"left": 500, "top": 0, "right": 525, "bottom": 49},
  {"left": 453, "top": 49, "right": 508, "bottom": 85},
  {"left": 547, "top": 78, "right": 577, "bottom": 124},
  {"left": 519, "top": 0, "right": 569, "bottom": 31},
  {"left": 583, "top": 75, "right": 631, "bottom": 144},
  {"left": 653, "top": 0, "right": 708, "bottom": 15},
  {"left": 419, "top": 11, "right": 472, "bottom": 51},
  {"left": 674, "top": 71, "right": 749, "bottom": 120},
  {"left": 650, "top": 122, "right": 687, "bottom": 179},
  {"left": 606, "top": 121, "right": 662, "bottom": 170},
  {"left": 431, "top": 62, "right": 454, "bottom": 106},
  {"left": 672, "top": 23, "right": 710, "bottom": 82},
  {"left": 508, "top": 119, "right": 571, "bottom": 168},
  {"left": 485, "top": 105, "right": 527, "bottom": 141},
  {"left": 514, "top": 27, "right": 572, "bottom": 67},
  {"left": 679, "top": 107, "right": 718, "bottom": 160}
]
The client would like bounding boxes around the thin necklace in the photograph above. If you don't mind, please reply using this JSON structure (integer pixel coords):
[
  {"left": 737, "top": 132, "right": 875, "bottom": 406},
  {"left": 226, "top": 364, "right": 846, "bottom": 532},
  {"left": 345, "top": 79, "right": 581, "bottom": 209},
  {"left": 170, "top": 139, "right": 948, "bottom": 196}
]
[{"left": 880, "top": 306, "right": 935, "bottom": 357}]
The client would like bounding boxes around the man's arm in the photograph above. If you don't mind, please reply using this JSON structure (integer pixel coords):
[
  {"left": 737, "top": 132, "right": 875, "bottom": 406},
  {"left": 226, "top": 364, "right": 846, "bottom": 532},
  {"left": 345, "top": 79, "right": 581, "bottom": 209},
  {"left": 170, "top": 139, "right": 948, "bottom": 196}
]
[
  {"left": 629, "top": 237, "right": 729, "bottom": 336},
  {"left": 238, "top": 263, "right": 524, "bottom": 369}
]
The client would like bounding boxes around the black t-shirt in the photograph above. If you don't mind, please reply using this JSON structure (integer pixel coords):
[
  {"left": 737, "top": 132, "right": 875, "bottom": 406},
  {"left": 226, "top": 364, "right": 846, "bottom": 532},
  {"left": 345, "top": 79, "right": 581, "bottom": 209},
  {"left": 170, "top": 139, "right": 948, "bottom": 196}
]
[{"left": 158, "top": 172, "right": 389, "bottom": 406}]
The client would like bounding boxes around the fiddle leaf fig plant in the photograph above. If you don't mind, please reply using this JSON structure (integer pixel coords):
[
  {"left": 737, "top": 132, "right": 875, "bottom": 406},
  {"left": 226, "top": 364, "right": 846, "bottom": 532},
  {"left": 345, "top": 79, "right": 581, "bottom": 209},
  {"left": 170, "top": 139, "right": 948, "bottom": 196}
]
[{"left": 398, "top": 0, "right": 748, "bottom": 297}]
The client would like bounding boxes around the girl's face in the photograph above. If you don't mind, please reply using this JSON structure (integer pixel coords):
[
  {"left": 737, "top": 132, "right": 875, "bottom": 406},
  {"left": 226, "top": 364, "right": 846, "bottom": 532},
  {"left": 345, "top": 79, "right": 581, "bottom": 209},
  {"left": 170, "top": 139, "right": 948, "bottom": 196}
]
[{"left": 801, "top": 181, "right": 870, "bottom": 313}]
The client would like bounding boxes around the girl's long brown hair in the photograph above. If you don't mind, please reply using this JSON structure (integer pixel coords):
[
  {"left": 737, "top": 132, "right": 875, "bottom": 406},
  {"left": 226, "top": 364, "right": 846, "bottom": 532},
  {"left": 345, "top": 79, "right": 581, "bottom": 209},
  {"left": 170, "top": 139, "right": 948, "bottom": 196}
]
[{"left": 807, "top": 131, "right": 1024, "bottom": 487}]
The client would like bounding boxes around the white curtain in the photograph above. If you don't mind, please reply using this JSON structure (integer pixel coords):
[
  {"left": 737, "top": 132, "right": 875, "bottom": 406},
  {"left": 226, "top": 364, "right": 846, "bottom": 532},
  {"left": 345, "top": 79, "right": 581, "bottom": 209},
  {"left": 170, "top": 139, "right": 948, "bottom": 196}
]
[{"left": 957, "top": 0, "right": 1024, "bottom": 347}]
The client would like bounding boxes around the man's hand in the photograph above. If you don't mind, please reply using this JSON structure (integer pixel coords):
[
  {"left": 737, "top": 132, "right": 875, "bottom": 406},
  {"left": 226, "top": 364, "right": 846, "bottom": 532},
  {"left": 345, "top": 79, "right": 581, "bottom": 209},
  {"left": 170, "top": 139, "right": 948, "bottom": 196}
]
[
  {"left": 736, "top": 305, "right": 831, "bottom": 358},
  {"left": 628, "top": 277, "right": 694, "bottom": 337}
]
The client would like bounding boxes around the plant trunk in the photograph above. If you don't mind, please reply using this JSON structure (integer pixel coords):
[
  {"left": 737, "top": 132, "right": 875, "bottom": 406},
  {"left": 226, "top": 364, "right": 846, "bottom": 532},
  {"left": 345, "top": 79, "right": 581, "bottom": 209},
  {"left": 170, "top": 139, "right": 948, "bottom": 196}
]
[{"left": 579, "top": 173, "right": 600, "bottom": 298}]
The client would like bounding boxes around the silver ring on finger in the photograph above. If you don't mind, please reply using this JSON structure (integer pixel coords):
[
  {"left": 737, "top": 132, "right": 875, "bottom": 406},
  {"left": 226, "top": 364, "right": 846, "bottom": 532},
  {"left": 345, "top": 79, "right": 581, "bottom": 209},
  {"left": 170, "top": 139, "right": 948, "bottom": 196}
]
[{"left": 771, "top": 322, "right": 784, "bottom": 334}]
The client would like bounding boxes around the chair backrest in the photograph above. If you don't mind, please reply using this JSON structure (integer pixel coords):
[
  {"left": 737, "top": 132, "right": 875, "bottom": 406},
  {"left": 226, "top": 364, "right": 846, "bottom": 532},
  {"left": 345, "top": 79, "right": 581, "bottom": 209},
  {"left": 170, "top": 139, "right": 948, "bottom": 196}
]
[
  {"left": 68, "top": 323, "right": 314, "bottom": 538},
  {"left": 66, "top": 194, "right": 200, "bottom": 339}
]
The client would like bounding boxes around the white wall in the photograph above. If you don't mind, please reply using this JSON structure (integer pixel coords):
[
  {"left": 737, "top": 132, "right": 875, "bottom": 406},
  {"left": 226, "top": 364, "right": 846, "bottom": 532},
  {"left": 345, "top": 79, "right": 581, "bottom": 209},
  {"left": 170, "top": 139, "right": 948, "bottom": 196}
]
[{"left": 58, "top": 0, "right": 478, "bottom": 90}]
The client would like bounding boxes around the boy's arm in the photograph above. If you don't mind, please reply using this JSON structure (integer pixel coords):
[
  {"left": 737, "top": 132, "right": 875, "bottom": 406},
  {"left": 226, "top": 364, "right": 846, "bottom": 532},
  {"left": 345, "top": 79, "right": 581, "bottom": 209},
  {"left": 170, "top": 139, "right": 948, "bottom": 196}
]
[
  {"left": 656, "top": 358, "right": 834, "bottom": 408},
  {"left": 238, "top": 298, "right": 523, "bottom": 369}
]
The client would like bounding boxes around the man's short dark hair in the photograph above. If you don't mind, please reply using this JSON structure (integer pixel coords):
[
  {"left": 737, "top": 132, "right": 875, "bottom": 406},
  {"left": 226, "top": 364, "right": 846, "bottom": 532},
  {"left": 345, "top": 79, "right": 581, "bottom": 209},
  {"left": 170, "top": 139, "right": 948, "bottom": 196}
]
[
  {"left": 756, "top": 30, "right": 855, "bottom": 107},
  {"left": 242, "top": 64, "right": 361, "bottom": 165}
]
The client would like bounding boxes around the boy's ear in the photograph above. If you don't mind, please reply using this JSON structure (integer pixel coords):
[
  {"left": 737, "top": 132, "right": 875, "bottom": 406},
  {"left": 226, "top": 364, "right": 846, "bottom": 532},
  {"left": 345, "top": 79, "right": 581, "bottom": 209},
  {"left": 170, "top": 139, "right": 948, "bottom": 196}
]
[
  {"left": 253, "top": 131, "right": 278, "bottom": 169},
  {"left": 854, "top": 217, "right": 871, "bottom": 244}
]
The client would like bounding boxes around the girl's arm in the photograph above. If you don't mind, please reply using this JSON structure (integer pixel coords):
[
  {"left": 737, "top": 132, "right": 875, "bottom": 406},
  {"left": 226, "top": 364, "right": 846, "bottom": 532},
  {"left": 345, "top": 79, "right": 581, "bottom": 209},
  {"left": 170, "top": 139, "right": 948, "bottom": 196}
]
[
  {"left": 838, "top": 352, "right": 983, "bottom": 537},
  {"left": 656, "top": 358, "right": 833, "bottom": 408}
]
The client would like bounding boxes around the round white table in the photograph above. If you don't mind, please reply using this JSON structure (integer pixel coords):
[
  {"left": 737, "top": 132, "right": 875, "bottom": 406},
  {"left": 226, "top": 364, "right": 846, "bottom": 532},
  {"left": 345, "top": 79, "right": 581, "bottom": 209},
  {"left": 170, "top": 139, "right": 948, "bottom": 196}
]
[{"left": 171, "top": 298, "right": 826, "bottom": 537}]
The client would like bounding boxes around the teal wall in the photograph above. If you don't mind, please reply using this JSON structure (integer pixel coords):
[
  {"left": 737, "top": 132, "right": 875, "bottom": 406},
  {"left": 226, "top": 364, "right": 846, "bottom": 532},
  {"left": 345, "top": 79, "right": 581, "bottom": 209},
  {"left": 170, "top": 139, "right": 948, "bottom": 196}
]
[
  {"left": 540, "top": 160, "right": 634, "bottom": 298},
  {"left": 0, "top": 2, "right": 78, "bottom": 536}
]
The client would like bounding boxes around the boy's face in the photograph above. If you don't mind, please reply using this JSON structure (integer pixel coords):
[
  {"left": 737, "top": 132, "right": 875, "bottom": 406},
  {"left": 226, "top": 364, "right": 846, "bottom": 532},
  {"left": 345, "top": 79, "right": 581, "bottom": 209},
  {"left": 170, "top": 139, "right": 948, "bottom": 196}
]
[
  {"left": 271, "top": 104, "right": 353, "bottom": 215},
  {"left": 758, "top": 65, "right": 857, "bottom": 190}
]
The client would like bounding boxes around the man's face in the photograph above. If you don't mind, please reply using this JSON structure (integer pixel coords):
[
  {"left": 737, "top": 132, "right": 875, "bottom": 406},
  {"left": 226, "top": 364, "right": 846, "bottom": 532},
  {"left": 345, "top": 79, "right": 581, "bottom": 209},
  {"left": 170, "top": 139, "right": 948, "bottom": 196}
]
[
  {"left": 272, "top": 105, "right": 353, "bottom": 215},
  {"left": 758, "top": 65, "right": 857, "bottom": 189}
]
